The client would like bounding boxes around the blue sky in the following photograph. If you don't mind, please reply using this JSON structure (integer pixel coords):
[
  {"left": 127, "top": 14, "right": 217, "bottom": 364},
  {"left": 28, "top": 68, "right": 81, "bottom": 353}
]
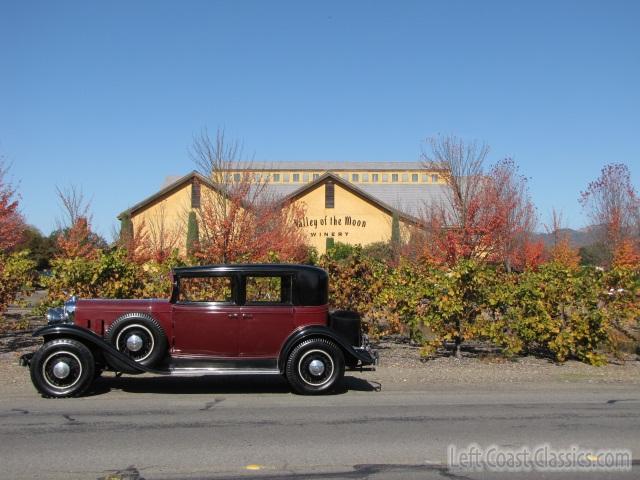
[{"left": 1, "top": 0, "right": 638, "bottom": 237}]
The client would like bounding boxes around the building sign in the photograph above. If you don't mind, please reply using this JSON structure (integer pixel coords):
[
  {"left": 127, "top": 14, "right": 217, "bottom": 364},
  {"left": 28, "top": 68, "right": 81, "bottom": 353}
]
[{"left": 295, "top": 215, "right": 368, "bottom": 238}]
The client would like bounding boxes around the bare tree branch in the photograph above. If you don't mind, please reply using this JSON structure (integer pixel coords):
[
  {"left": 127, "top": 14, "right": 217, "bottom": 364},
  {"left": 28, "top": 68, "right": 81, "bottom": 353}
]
[
  {"left": 55, "top": 184, "right": 92, "bottom": 230},
  {"left": 419, "top": 135, "right": 538, "bottom": 269},
  {"left": 189, "top": 127, "right": 306, "bottom": 264}
]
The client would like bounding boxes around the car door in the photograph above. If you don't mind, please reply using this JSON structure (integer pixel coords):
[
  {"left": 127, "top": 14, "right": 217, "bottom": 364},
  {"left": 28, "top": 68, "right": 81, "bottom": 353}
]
[
  {"left": 172, "top": 273, "right": 240, "bottom": 357},
  {"left": 238, "top": 274, "right": 295, "bottom": 357}
]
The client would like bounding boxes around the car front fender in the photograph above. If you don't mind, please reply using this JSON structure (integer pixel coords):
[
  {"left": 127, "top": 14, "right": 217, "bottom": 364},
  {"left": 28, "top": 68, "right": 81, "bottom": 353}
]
[{"left": 32, "top": 324, "right": 165, "bottom": 375}]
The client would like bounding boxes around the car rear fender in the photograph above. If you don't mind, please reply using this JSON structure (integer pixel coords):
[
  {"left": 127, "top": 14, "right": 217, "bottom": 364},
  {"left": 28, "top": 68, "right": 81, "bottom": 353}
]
[
  {"left": 278, "top": 325, "right": 373, "bottom": 372},
  {"left": 32, "top": 325, "right": 164, "bottom": 375}
]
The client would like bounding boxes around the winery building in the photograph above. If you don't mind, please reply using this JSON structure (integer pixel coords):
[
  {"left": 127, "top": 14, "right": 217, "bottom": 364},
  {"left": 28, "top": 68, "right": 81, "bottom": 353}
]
[{"left": 118, "top": 162, "right": 449, "bottom": 254}]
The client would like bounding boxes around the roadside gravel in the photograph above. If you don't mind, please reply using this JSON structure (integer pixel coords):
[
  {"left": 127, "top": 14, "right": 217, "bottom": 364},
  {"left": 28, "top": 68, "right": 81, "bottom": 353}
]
[{"left": 373, "top": 339, "right": 640, "bottom": 388}]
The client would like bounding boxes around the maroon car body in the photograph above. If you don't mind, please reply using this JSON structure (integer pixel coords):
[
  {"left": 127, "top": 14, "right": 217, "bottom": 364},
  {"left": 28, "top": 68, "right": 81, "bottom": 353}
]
[
  {"left": 73, "top": 299, "right": 327, "bottom": 358},
  {"left": 23, "top": 264, "right": 377, "bottom": 397}
]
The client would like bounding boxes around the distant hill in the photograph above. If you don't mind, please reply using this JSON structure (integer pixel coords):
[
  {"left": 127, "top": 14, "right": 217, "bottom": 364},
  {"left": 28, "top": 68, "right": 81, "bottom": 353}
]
[{"left": 533, "top": 227, "right": 603, "bottom": 248}]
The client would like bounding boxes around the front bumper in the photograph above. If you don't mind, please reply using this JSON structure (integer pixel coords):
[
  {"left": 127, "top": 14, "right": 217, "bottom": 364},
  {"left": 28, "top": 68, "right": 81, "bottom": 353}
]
[
  {"left": 354, "top": 334, "right": 379, "bottom": 366},
  {"left": 354, "top": 346, "right": 379, "bottom": 366}
]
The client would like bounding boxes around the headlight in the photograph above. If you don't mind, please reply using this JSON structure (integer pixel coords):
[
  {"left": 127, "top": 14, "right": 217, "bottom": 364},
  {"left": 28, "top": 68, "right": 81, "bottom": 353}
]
[
  {"left": 46, "top": 296, "right": 77, "bottom": 325},
  {"left": 63, "top": 296, "right": 77, "bottom": 323},
  {"left": 46, "top": 307, "right": 67, "bottom": 324}
]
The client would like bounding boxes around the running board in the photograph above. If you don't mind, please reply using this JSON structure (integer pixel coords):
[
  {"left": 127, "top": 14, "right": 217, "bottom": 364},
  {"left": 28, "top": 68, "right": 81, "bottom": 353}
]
[{"left": 167, "top": 367, "right": 280, "bottom": 376}]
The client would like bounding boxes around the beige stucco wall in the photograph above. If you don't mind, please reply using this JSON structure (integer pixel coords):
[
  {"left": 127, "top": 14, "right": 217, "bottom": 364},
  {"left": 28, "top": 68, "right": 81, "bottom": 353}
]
[
  {"left": 130, "top": 181, "right": 246, "bottom": 255},
  {"left": 291, "top": 181, "right": 412, "bottom": 253},
  {"left": 130, "top": 182, "right": 192, "bottom": 254}
]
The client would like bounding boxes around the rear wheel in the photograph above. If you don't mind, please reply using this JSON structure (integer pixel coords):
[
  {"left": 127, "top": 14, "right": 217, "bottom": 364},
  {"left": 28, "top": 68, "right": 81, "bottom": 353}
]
[
  {"left": 30, "top": 338, "right": 95, "bottom": 398},
  {"left": 285, "top": 338, "right": 345, "bottom": 395},
  {"left": 106, "top": 314, "right": 167, "bottom": 367}
]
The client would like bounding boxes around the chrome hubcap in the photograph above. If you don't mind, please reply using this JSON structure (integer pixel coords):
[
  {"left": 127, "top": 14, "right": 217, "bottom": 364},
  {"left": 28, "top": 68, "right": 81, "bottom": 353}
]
[
  {"left": 116, "top": 324, "right": 155, "bottom": 362},
  {"left": 308, "top": 359, "right": 325, "bottom": 376},
  {"left": 126, "top": 334, "right": 143, "bottom": 352},
  {"left": 52, "top": 361, "right": 71, "bottom": 379},
  {"left": 42, "top": 350, "right": 83, "bottom": 391},
  {"left": 298, "top": 349, "right": 335, "bottom": 387}
]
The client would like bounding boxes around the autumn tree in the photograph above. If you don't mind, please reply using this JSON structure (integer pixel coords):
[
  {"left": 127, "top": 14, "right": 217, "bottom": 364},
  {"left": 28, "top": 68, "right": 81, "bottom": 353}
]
[
  {"left": 579, "top": 163, "right": 640, "bottom": 266},
  {"left": 420, "top": 135, "right": 538, "bottom": 269},
  {"left": 54, "top": 185, "right": 101, "bottom": 259},
  {"left": 487, "top": 158, "right": 540, "bottom": 271},
  {"left": 612, "top": 238, "right": 640, "bottom": 268},
  {"left": 190, "top": 128, "right": 308, "bottom": 264},
  {"left": 417, "top": 136, "right": 540, "bottom": 358},
  {"left": 118, "top": 213, "right": 151, "bottom": 264},
  {"left": 544, "top": 209, "right": 580, "bottom": 269},
  {"left": 0, "top": 160, "right": 25, "bottom": 252},
  {"left": 517, "top": 239, "right": 545, "bottom": 270},
  {"left": 0, "top": 160, "right": 33, "bottom": 317}
]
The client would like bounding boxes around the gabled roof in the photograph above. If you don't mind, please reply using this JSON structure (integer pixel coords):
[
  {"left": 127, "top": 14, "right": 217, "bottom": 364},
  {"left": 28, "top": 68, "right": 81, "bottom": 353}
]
[
  {"left": 279, "top": 172, "right": 422, "bottom": 225},
  {"left": 117, "top": 171, "right": 225, "bottom": 220}
]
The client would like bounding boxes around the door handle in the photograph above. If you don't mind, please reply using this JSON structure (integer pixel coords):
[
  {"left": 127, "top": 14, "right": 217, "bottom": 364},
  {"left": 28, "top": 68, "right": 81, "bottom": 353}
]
[
  {"left": 227, "top": 313, "right": 239, "bottom": 319},
  {"left": 242, "top": 313, "right": 253, "bottom": 319}
]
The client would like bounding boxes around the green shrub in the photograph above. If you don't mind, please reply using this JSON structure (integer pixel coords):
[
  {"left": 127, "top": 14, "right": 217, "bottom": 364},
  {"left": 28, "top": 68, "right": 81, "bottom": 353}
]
[
  {"left": 318, "top": 247, "right": 390, "bottom": 335},
  {"left": 361, "top": 241, "right": 394, "bottom": 263},
  {"left": 0, "top": 250, "right": 36, "bottom": 314},
  {"left": 139, "top": 251, "right": 186, "bottom": 298},
  {"left": 40, "top": 248, "right": 187, "bottom": 311},
  {"left": 325, "top": 241, "right": 359, "bottom": 261},
  {"left": 501, "top": 264, "right": 609, "bottom": 364},
  {"left": 320, "top": 253, "right": 630, "bottom": 364},
  {"left": 43, "top": 248, "right": 144, "bottom": 306},
  {"left": 600, "top": 265, "right": 640, "bottom": 355}
]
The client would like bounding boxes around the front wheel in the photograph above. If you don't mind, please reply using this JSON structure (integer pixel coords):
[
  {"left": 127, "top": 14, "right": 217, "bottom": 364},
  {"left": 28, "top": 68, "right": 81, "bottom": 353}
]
[
  {"left": 30, "top": 339, "right": 95, "bottom": 398},
  {"left": 285, "top": 338, "right": 345, "bottom": 395}
]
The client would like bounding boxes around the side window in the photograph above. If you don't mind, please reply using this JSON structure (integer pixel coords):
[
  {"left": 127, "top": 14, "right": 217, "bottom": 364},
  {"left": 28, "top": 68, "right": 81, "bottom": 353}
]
[
  {"left": 245, "top": 276, "right": 292, "bottom": 305},
  {"left": 179, "top": 276, "right": 233, "bottom": 303},
  {"left": 191, "top": 179, "right": 201, "bottom": 208},
  {"left": 325, "top": 181, "right": 335, "bottom": 208}
]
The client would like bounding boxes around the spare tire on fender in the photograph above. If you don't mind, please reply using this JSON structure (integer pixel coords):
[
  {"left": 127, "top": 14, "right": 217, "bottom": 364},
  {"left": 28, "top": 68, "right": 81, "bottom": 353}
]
[{"left": 105, "top": 313, "right": 168, "bottom": 367}]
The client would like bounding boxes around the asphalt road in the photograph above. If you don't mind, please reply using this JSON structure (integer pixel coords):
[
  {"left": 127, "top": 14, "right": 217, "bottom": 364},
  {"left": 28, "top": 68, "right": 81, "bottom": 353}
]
[{"left": 0, "top": 373, "right": 638, "bottom": 480}]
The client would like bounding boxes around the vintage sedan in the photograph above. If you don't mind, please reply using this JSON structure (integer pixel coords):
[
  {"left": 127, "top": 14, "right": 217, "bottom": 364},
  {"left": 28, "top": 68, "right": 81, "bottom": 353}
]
[{"left": 22, "top": 264, "right": 377, "bottom": 397}]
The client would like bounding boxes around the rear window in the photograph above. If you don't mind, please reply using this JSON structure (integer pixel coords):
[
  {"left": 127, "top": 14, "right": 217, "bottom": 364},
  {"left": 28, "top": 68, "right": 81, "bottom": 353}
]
[
  {"left": 179, "top": 276, "right": 233, "bottom": 303},
  {"left": 245, "top": 276, "right": 292, "bottom": 305}
]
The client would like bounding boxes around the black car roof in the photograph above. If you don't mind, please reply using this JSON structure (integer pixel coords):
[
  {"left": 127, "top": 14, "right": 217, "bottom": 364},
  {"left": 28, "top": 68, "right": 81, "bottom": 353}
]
[{"left": 172, "top": 264, "right": 326, "bottom": 276}]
